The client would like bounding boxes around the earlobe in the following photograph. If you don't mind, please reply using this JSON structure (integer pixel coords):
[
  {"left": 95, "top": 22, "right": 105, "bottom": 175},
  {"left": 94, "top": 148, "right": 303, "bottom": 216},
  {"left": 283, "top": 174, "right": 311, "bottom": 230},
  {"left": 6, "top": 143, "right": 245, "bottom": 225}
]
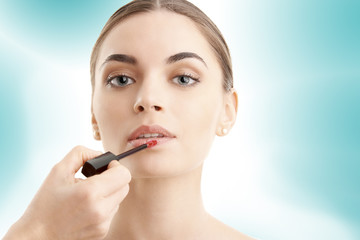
[
  {"left": 216, "top": 88, "right": 238, "bottom": 136},
  {"left": 91, "top": 114, "right": 101, "bottom": 141}
]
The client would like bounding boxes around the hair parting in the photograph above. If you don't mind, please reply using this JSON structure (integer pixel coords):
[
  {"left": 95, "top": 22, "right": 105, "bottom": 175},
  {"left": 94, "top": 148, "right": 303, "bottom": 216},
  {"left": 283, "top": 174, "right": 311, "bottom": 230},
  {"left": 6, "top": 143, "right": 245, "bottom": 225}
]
[{"left": 90, "top": 0, "right": 233, "bottom": 93}]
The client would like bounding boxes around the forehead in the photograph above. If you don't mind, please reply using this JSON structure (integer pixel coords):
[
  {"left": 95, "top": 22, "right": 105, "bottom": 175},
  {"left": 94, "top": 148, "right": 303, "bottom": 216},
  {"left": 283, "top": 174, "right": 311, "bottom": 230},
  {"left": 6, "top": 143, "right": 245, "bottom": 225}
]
[{"left": 97, "top": 10, "right": 218, "bottom": 69}]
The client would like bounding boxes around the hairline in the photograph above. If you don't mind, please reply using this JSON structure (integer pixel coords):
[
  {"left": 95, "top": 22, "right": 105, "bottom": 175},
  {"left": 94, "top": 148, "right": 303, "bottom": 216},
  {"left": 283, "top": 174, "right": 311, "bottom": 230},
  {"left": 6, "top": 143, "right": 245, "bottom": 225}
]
[{"left": 90, "top": 2, "right": 233, "bottom": 93}]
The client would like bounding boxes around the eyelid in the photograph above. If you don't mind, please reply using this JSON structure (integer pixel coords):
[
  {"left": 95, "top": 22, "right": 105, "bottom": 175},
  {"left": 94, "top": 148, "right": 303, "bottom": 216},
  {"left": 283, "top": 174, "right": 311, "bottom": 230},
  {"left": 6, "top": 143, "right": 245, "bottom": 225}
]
[
  {"left": 171, "top": 73, "right": 200, "bottom": 87},
  {"left": 175, "top": 72, "right": 199, "bottom": 80},
  {"left": 106, "top": 73, "right": 135, "bottom": 87},
  {"left": 107, "top": 70, "right": 134, "bottom": 79},
  {"left": 102, "top": 66, "right": 136, "bottom": 83}
]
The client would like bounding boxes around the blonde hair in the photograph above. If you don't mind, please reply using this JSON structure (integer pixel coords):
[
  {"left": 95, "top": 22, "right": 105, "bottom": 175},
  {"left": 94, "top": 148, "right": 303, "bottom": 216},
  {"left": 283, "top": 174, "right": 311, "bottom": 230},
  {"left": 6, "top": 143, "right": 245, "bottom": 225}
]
[{"left": 90, "top": 0, "right": 233, "bottom": 91}]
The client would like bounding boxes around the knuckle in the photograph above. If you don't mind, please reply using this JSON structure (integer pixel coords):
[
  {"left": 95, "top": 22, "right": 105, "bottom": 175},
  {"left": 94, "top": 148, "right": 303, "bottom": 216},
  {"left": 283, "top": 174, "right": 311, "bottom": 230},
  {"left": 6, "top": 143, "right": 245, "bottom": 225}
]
[
  {"left": 50, "top": 163, "right": 61, "bottom": 174},
  {"left": 50, "top": 162, "right": 64, "bottom": 178},
  {"left": 117, "top": 165, "right": 132, "bottom": 182},
  {"left": 75, "top": 183, "right": 97, "bottom": 203},
  {"left": 72, "top": 145, "right": 86, "bottom": 153},
  {"left": 78, "top": 197, "right": 107, "bottom": 224},
  {"left": 123, "top": 184, "right": 130, "bottom": 195},
  {"left": 92, "top": 222, "right": 109, "bottom": 238},
  {"left": 121, "top": 184, "right": 130, "bottom": 199},
  {"left": 116, "top": 184, "right": 130, "bottom": 202},
  {"left": 71, "top": 145, "right": 97, "bottom": 161},
  {"left": 91, "top": 208, "right": 106, "bottom": 224},
  {"left": 69, "top": 145, "right": 87, "bottom": 161}
]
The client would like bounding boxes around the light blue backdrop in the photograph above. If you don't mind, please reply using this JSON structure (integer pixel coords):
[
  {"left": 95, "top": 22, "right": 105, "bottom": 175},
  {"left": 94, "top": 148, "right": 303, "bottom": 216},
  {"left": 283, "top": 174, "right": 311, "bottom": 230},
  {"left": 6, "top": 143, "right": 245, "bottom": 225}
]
[{"left": 0, "top": 0, "right": 359, "bottom": 239}]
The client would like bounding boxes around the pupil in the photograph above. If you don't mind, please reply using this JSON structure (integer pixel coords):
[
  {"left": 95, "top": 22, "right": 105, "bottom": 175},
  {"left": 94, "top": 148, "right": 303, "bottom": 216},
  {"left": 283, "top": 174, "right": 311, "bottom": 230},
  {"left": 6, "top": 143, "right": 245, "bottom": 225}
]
[
  {"left": 180, "top": 76, "right": 189, "bottom": 84},
  {"left": 118, "top": 76, "right": 128, "bottom": 84}
]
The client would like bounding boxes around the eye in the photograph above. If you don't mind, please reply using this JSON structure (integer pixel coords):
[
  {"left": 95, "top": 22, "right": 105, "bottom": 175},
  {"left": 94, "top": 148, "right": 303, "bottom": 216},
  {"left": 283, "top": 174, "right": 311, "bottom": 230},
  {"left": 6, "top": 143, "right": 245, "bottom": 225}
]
[
  {"left": 172, "top": 74, "right": 199, "bottom": 87},
  {"left": 106, "top": 74, "right": 135, "bottom": 87}
]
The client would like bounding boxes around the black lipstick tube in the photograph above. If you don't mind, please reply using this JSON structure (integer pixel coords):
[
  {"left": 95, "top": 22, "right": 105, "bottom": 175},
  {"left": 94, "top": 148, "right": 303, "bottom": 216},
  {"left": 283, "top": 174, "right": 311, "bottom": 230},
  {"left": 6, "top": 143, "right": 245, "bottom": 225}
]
[{"left": 81, "top": 140, "right": 157, "bottom": 177}]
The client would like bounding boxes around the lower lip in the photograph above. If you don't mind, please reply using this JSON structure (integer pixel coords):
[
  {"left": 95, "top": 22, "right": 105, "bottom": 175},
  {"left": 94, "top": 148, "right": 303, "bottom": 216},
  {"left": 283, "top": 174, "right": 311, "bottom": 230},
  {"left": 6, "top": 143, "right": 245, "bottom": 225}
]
[{"left": 128, "top": 137, "right": 175, "bottom": 148}]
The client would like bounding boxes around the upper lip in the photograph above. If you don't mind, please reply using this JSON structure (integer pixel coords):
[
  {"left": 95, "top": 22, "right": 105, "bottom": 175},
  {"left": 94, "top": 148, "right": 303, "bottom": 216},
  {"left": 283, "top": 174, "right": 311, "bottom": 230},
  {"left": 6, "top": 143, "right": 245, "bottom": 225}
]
[{"left": 128, "top": 125, "right": 176, "bottom": 141}]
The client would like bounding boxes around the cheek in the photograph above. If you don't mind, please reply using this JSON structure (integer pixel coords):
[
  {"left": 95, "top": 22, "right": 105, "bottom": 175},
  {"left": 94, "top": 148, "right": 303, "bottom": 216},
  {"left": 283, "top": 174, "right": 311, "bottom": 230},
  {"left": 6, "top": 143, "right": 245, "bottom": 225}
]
[
  {"left": 179, "top": 89, "right": 223, "bottom": 161},
  {"left": 93, "top": 91, "right": 132, "bottom": 151}
]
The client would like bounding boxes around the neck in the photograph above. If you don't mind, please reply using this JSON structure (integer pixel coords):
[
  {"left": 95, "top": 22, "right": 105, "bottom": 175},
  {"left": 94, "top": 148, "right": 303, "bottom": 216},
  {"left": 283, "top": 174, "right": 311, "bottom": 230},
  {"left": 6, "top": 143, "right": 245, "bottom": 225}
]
[{"left": 107, "top": 165, "right": 208, "bottom": 239}]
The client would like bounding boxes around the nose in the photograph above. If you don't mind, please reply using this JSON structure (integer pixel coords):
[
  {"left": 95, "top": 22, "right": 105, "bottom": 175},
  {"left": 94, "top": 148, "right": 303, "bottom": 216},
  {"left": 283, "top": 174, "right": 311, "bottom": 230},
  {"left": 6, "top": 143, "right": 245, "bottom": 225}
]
[{"left": 133, "top": 79, "right": 164, "bottom": 113}]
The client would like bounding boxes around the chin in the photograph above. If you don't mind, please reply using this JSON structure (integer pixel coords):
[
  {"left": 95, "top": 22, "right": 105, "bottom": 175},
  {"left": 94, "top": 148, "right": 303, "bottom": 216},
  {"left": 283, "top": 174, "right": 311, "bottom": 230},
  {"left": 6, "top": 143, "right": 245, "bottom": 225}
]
[{"left": 123, "top": 151, "right": 202, "bottom": 179}]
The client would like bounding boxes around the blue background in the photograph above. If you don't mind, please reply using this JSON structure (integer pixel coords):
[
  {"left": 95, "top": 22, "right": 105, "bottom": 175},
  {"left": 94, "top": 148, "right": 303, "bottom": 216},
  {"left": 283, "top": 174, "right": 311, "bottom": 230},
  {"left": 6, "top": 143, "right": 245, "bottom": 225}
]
[{"left": 0, "top": 0, "right": 359, "bottom": 239}]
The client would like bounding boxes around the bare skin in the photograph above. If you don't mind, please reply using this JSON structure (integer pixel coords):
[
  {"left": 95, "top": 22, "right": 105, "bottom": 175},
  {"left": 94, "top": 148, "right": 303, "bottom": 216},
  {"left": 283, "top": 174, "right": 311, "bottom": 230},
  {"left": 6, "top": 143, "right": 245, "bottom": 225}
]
[
  {"left": 4, "top": 147, "right": 131, "bottom": 240},
  {"left": 92, "top": 10, "right": 251, "bottom": 240},
  {"left": 4, "top": 9, "right": 254, "bottom": 240}
]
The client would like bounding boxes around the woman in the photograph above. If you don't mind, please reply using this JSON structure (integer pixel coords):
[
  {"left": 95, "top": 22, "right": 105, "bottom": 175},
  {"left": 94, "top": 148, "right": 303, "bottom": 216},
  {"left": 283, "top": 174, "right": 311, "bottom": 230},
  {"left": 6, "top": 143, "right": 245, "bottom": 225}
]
[{"left": 5, "top": 0, "right": 253, "bottom": 239}]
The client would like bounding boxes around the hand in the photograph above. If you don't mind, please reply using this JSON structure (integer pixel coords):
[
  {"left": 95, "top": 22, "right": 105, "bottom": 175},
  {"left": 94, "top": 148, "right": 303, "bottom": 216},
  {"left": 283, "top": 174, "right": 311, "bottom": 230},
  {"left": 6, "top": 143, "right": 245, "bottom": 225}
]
[{"left": 4, "top": 146, "right": 131, "bottom": 240}]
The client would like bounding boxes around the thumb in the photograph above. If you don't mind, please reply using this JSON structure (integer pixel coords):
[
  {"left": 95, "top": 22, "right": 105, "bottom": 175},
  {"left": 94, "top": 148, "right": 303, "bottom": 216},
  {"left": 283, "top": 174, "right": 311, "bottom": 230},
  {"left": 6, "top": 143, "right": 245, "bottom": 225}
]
[
  {"left": 107, "top": 160, "right": 121, "bottom": 169},
  {"left": 56, "top": 146, "right": 103, "bottom": 175}
]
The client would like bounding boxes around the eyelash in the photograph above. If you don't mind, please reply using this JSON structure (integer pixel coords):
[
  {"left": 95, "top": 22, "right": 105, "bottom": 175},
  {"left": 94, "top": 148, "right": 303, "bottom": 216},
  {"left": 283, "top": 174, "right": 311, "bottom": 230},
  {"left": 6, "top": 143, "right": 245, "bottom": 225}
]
[
  {"left": 171, "top": 73, "right": 200, "bottom": 88},
  {"left": 106, "top": 74, "right": 135, "bottom": 88},
  {"left": 105, "top": 73, "right": 200, "bottom": 88}
]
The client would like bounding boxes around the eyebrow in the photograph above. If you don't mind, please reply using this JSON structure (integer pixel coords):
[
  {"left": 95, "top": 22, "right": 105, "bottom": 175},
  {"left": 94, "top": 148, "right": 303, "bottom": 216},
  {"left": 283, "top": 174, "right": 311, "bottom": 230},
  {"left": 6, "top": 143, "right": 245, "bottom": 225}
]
[
  {"left": 101, "top": 54, "right": 137, "bottom": 68},
  {"left": 167, "top": 52, "right": 207, "bottom": 68},
  {"left": 100, "top": 52, "right": 207, "bottom": 69}
]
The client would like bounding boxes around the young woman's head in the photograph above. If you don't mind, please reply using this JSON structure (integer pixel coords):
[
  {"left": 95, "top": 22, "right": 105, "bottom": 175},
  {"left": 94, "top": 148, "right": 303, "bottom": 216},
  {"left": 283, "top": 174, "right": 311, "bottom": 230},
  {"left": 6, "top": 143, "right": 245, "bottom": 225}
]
[{"left": 91, "top": 0, "right": 237, "bottom": 178}]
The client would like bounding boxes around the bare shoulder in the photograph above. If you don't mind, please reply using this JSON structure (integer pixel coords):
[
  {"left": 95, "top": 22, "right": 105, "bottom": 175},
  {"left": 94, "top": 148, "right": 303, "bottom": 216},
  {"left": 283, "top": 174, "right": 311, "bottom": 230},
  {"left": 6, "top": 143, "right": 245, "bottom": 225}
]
[{"left": 205, "top": 215, "right": 257, "bottom": 240}]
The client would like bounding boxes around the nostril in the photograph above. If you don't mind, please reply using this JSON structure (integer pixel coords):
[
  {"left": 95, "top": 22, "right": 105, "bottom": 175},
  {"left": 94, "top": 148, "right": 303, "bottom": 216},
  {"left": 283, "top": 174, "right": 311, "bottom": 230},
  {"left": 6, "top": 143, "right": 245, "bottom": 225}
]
[
  {"left": 134, "top": 104, "right": 161, "bottom": 112},
  {"left": 138, "top": 106, "right": 145, "bottom": 112}
]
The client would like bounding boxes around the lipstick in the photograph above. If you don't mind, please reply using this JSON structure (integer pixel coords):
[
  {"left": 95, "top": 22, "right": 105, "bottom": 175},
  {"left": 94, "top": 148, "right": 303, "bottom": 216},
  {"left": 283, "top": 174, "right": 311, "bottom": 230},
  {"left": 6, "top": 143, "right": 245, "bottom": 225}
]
[
  {"left": 81, "top": 140, "right": 157, "bottom": 177},
  {"left": 128, "top": 125, "right": 176, "bottom": 148}
]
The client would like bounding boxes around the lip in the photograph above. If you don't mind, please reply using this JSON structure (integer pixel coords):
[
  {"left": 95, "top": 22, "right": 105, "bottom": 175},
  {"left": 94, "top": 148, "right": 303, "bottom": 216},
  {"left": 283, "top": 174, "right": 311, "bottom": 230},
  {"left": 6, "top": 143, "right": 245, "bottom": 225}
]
[{"left": 128, "top": 125, "right": 176, "bottom": 148}]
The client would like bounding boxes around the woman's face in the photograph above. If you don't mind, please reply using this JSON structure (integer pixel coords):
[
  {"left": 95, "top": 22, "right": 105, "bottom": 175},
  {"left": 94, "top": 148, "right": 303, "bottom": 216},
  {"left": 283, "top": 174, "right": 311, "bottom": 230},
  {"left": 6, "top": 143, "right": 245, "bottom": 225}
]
[{"left": 92, "top": 10, "right": 230, "bottom": 178}]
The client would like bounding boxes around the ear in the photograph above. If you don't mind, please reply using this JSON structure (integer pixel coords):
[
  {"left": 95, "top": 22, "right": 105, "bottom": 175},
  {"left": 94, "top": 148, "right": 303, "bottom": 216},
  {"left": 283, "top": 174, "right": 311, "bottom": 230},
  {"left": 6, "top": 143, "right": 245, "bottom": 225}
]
[
  {"left": 216, "top": 88, "right": 238, "bottom": 136},
  {"left": 91, "top": 113, "right": 101, "bottom": 141}
]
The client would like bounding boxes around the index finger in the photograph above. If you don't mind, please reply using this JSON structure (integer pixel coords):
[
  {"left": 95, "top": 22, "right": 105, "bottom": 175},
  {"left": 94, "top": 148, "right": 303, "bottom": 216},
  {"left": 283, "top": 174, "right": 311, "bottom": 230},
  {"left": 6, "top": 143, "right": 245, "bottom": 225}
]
[
  {"left": 57, "top": 145, "right": 103, "bottom": 175},
  {"left": 85, "top": 160, "right": 132, "bottom": 197}
]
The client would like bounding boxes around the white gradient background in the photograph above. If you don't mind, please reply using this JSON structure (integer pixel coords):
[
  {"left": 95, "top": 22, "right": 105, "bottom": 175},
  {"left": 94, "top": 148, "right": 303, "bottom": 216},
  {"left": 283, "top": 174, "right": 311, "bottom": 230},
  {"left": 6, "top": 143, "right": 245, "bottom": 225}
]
[{"left": 0, "top": 0, "right": 359, "bottom": 239}]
